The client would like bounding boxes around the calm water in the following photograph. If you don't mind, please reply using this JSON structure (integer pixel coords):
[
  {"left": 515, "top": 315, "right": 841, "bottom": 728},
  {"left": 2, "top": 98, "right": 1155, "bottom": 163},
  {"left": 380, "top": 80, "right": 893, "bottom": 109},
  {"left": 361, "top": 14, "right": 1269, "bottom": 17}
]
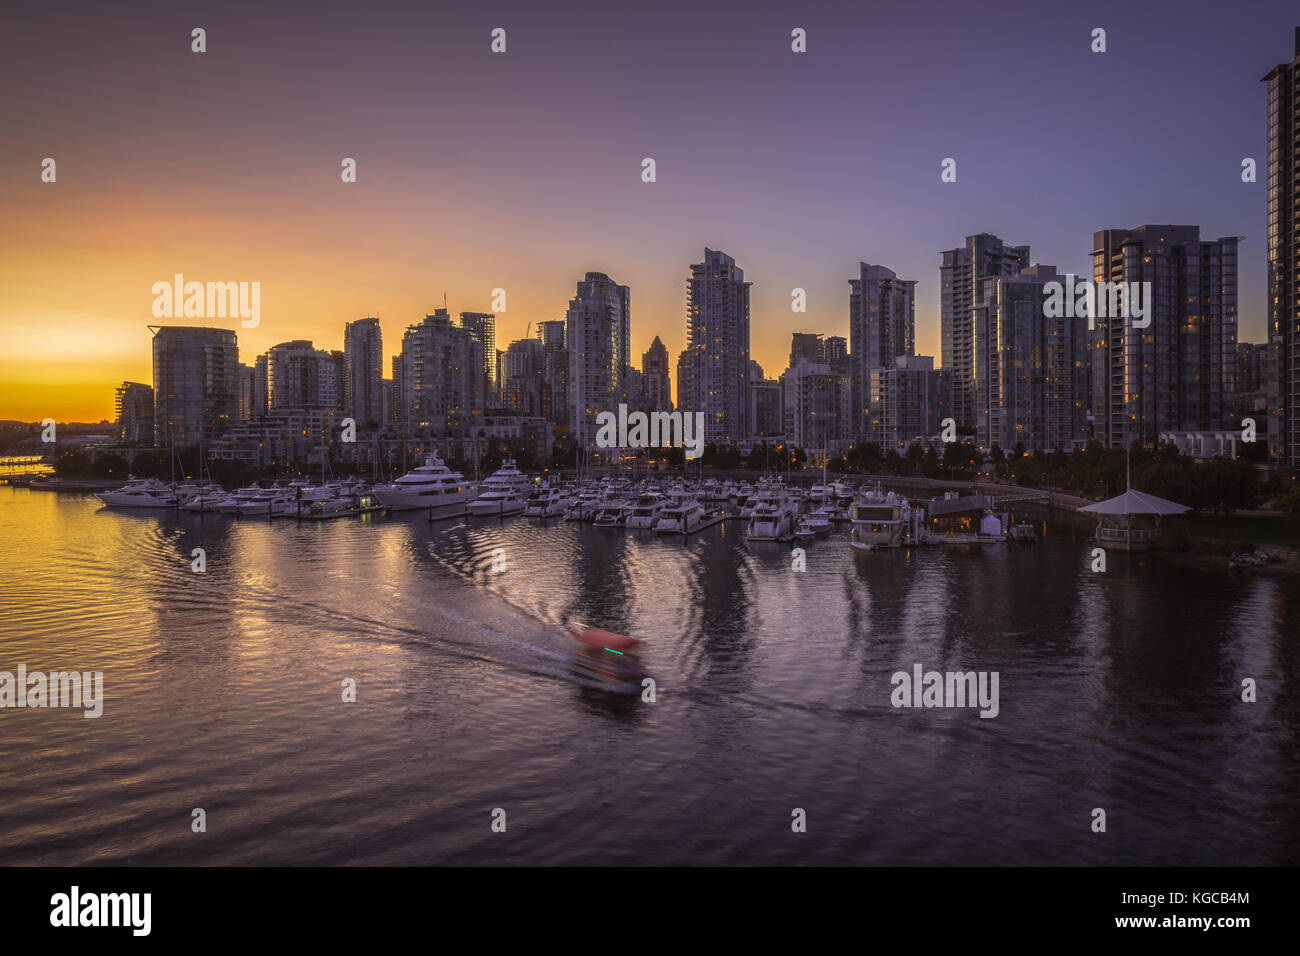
[{"left": 1, "top": 486, "right": 1297, "bottom": 866}]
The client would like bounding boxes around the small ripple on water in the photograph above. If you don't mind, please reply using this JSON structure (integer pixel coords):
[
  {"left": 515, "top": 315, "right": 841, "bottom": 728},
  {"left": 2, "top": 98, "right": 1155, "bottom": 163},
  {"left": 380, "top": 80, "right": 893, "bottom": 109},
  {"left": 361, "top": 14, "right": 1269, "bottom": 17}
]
[{"left": 2, "top": 490, "right": 1300, "bottom": 864}]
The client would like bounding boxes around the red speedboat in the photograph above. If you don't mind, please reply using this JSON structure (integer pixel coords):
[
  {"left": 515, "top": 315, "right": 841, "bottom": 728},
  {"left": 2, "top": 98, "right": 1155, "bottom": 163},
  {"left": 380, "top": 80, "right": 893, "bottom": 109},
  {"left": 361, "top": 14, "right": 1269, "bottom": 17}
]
[{"left": 570, "top": 627, "right": 645, "bottom": 690}]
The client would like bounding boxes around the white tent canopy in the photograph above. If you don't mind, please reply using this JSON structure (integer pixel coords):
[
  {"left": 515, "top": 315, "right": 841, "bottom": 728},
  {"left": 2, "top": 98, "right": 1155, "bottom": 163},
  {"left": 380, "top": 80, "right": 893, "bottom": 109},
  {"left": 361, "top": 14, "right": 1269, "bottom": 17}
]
[{"left": 1080, "top": 488, "right": 1191, "bottom": 516}]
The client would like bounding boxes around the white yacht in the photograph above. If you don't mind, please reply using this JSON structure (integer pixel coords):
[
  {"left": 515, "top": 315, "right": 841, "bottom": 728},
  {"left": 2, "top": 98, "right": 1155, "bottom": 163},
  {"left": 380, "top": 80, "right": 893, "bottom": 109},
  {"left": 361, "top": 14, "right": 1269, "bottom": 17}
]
[
  {"left": 805, "top": 508, "right": 834, "bottom": 534},
  {"left": 746, "top": 483, "right": 798, "bottom": 541},
  {"left": 373, "top": 453, "right": 473, "bottom": 517},
  {"left": 697, "top": 478, "right": 725, "bottom": 502},
  {"left": 654, "top": 489, "right": 707, "bottom": 534},
  {"left": 829, "top": 480, "right": 857, "bottom": 505},
  {"left": 592, "top": 499, "right": 629, "bottom": 528},
  {"left": 624, "top": 492, "right": 666, "bottom": 529},
  {"left": 523, "top": 481, "right": 569, "bottom": 518},
  {"left": 238, "top": 490, "right": 298, "bottom": 517},
  {"left": 564, "top": 485, "right": 605, "bottom": 521},
  {"left": 95, "top": 478, "right": 178, "bottom": 509},
  {"left": 211, "top": 484, "right": 265, "bottom": 514},
  {"left": 300, "top": 488, "right": 355, "bottom": 518},
  {"left": 179, "top": 486, "right": 228, "bottom": 512},
  {"left": 467, "top": 458, "right": 528, "bottom": 516},
  {"left": 850, "top": 487, "right": 908, "bottom": 550}
]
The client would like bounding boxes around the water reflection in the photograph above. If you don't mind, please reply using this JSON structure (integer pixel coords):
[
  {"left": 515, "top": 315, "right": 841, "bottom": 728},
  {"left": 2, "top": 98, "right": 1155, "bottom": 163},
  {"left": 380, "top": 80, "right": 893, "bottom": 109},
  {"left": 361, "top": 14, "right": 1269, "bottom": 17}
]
[{"left": 1, "top": 487, "right": 1298, "bottom": 865}]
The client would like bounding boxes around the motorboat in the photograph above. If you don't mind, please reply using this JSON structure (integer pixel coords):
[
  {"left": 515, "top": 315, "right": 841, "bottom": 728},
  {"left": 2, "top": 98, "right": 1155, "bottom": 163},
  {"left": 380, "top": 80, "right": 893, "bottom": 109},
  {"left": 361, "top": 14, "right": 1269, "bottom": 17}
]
[
  {"left": 746, "top": 482, "right": 798, "bottom": 540},
  {"left": 301, "top": 492, "right": 356, "bottom": 518},
  {"left": 592, "top": 500, "right": 628, "bottom": 528},
  {"left": 212, "top": 484, "right": 266, "bottom": 514},
  {"left": 95, "top": 478, "right": 178, "bottom": 508},
  {"left": 805, "top": 508, "right": 834, "bottom": 534},
  {"left": 697, "top": 478, "right": 726, "bottom": 502},
  {"left": 850, "top": 486, "right": 908, "bottom": 550},
  {"left": 523, "top": 481, "right": 569, "bottom": 518},
  {"left": 564, "top": 486, "right": 605, "bottom": 521},
  {"left": 467, "top": 458, "right": 528, "bottom": 516},
  {"left": 654, "top": 489, "right": 707, "bottom": 534},
  {"left": 570, "top": 626, "right": 645, "bottom": 693},
  {"left": 624, "top": 492, "right": 665, "bottom": 529},
  {"left": 178, "top": 483, "right": 228, "bottom": 512},
  {"left": 372, "top": 452, "right": 473, "bottom": 517},
  {"left": 237, "top": 490, "right": 299, "bottom": 517},
  {"left": 829, "top": 480, "right": 857, "bottom": 504}
]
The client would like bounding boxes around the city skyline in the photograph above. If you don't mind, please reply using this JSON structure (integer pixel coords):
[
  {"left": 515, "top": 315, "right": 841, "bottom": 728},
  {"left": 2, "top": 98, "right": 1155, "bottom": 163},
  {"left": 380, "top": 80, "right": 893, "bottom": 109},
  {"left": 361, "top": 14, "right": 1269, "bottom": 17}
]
[{"left": 2, "top": 0, "right": 1291, "bottom": 421}]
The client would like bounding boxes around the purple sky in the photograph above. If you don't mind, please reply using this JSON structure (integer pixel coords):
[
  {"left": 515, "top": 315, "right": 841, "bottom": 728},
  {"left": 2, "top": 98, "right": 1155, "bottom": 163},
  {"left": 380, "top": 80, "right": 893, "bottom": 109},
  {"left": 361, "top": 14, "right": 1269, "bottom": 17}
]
[{"left": 1, "top": 0, "right": 1292, "bottom": 418}]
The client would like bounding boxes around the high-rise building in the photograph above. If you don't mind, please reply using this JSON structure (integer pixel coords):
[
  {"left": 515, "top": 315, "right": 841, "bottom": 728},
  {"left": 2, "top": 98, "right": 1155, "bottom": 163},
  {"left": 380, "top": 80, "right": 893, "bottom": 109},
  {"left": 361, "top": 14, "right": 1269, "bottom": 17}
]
[
  {"left": 1264, "top": 29, "right": 1300, "bottom": 466},
  {"left": 566, "top": 272, "right": 630, "bottom": 448},
  {"left": 343, "top": 316, "right": 383, "bottom": 426},
  {"left": 150, "top": 326, "right": 239, "bottom": 447},
  {"left": 494, "top": 349, "right": 505, "bottom": 409},
  {"left": 941, "top": 235, "right": 1030, "bottom": 430},
  {"left": 849, "top": 262, "right": 916, "bottom": 436},
  {"left": 537, "top": 319, "right": 569, "bottom": 426},
  {"left": 115, "top": 382, "right": 154, "bottom": 444},
  {"left": 623, "top": 367, "right": 646, "bottom": 411},
  {"left": 390, "top": 355, "right": 405, "bottom": 423},
  {"left": 267, "top": 341, "right": 340, "bottom": 411},
  {"left": 868, "top": 356, "right": 946, "bottom": 451},
  {"left": 330, "top": 350, "right": 347, "bottom": 412},
  {"left": 686, "top": 248, "right": 750, "bottom": 444},
  {"left": 398, "top": 312, "right": 485, "bottom": 434},
  {"left": 1235, "top": 342, "right": 1270, "bottom": 417},
  {"left": 1091, "top": 225, "right": 1238, "bottom": 448},
  {"left": 642, "top": 336, "right": 672, "bottom": 412},
  {"left": 823, "top": 336, "right": 849, "bottom": 375},
  {"left": 780, "top": 359, "right": 847, "bottom": 451},
  {"left": 749, "top": 376, "right": 783, "bottom": 437},
  {"left": 1237, "top": 342, "right": 1269, "bottom": 393},
  {"left": 676, "top": 348, "right": 694, "bottom": 415},
  {"left": 789, "top": 332, "right": 824, "bottom": 367},
  {"left": 236, "top": 364, "right": 255, "bottom": 421},
  {"left": 253, "top": 354, "right": 269, "bottom": 418},
  {"left": 459, "top": 312, "right": 497, "bottom": 405},
  {"left": 538, "top": 319, "right": 566, "bottom": 350},
  {"left": 972, "top": 265, "right": 1088, "bottom": 453},
  {"left": 502, "top": 338, "right": 546, "bottom": 417}
]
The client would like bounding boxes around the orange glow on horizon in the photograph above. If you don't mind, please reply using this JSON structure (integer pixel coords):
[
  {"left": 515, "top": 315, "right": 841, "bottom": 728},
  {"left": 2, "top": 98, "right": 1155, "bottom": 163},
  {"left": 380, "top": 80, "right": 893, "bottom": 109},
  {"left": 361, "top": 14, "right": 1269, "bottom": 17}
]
[{"left": 1, "top": 184, "right": 942, "bottom": 423}]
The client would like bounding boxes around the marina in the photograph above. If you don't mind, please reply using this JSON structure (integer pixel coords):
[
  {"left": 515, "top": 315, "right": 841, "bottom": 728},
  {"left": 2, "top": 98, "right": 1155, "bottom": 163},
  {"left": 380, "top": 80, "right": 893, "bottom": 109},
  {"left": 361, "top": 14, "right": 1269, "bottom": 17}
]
[{"left": 80, "top": 456, "right": 1216, "bottom": 557}]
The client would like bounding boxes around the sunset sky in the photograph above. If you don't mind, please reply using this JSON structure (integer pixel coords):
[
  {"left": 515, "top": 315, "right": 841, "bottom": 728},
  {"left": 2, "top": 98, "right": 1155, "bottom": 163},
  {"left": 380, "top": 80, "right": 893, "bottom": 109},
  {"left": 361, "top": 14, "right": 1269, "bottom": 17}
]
[{"left": 1, "top": 0, "right": 1292, "bottom": 422}]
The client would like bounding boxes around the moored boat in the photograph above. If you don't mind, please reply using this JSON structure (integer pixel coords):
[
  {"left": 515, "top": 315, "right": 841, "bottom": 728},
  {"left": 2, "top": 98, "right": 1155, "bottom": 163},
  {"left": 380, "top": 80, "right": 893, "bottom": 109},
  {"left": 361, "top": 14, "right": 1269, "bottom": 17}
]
[
  {"left": 95, "top": 478, "right": 178, "bottom": 509},
  {"left": 850, "top": 488, "right": 908, "bottom": 550},
  {"left": 467, "top": 458, "right": 528, "bottom": 516},
  {"left": 372, "top": 452, "right": 472, "bottom": 516},
  {"left": 746, "top": 481, "right": 798, "bottom": 541}
]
